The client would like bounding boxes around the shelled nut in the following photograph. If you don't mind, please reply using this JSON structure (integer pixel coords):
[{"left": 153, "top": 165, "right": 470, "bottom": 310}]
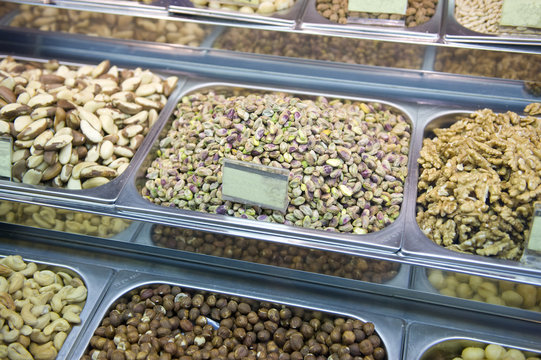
[
  {"left": 0, "top": 255, "right": 88, "bottom": 360},
  {"left": 151, "top": 225, "right": 400, "bottom": 282},
  {"left": 142, "top": 90, "right": 410, "bottom": 234},
  {"left": 0, "top": 200, "right": 130, "bottom": 237},
  {"left": 9, "top": 5, "right": 211, "bottom": 47},
  {"left": 82, "top": 283, "right": 388, "bottom": 360},
  {"left": 0, "top": 57, "right": 178, "bottom": 189}
]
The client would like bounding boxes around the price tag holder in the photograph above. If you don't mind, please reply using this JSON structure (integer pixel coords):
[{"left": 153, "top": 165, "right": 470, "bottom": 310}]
[
  {"left": 500, "top": 0, "right": 541, "bottom": 29},
  {"left": 348, "top": 0, "right": 407, "bottom": 15},
  {"left": 520, "top": 202, "right": 541, "bottom": 268},
  {"left": 222, "top": 159, "right": 290, "bottom": 213},
  {"left": 0, "top": 136, "right": 12, "bottom": 181}
]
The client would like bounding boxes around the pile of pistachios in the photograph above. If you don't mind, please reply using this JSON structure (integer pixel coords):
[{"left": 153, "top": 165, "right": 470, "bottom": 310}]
[{"left": 142, "top": 90, "right": 410, "bottom": 234}]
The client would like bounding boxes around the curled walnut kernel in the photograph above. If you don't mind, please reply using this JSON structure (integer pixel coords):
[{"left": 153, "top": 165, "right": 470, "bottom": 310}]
[{"left": 417, "top": 105, "right": 541, "bottom": 260}]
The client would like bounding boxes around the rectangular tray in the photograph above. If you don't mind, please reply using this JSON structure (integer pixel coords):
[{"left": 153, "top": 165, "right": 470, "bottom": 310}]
[
  {"left": 404, "top": 323, "right": 541, "bottom": 360},
  {"left": 168, "top": 0, "right": 306, "bottom": 27},
  {"left": 69, "top": 269, "right": 405, "bottom": 359},
  {"left": 132, "top": 222, "right": 412, "bottom": 288},
  {"left": 0, "top": 251, "right": 114, "bottom": 360},
  {"left": 402, "top": 106, "right": 541, "bottom": 277},
  {"left": 300, "top": 0, "right": 443, "bottom": 41},
  {"left": 0, "top": 55, "right": 185, "bottom": 206},
  {"left": 410, "top": 266, "right": 541, "bottom": 322},
  {"left": 116, "top": 77, "right": 419, "bottom": 253},
  {"left": 444, "top": 0, "right": 541, "bottom": 46}
]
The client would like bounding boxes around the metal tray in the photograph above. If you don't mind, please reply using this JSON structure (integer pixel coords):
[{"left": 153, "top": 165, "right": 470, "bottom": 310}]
[
  {"left": 168, "top": 0, "right": 306, "bottom": 27},
  {"left": 116, "top": 77, "right": 418, "bottom": 253},
  {"left": 405, "top": 323, "right": 541, "bottom": 360},
  {"left": 402, "top": 107, "right": 541, "bottom": 277},
  {"left": 69, "top": 270, "right": 405, "bottom": 359},
  {"left": 300, "top": 0, "right": 443, "bottom": 41},
  {"left": 444, "top": 0, "right": 541, "bottom": 46},
  {"left": 0, "top": 55, "right": 185, "bottom": 206},
  {"left": 410, "top": 266, "right": 541, "bottom": 322},
  {"left": 132, "top": 222, "right": 412, "bottom": 288},
  {"left": 0, "top": 251, "right": 114, "bottom": 360}
]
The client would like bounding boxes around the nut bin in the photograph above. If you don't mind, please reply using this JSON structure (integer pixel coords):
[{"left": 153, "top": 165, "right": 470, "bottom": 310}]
[
  {"left": 412, "top": 267, "right": 541, "bottom": 315},
  {"left": 405, "top": 323, "right": 541, "bottom": 360},
  {"left": 77, "top": 271, "right": 403, "bottom": 359},
  {"left": 213, "top": 28, "right": 427, "bottom": 70},
  {"left": 0, "top": 200, "right": 140, "bottom": 241},
  {"left": 434, "top": 47, "right": 541, "bottom": 97},
  {"left": 402, "top": 105, "right": 541, "bottom": 275},
  {"left": 300, "top": 0, "right": 443, "bottom": 40},
  {"left": 444, "top": 0, "right": 541, "bottom": 45},
  {"left": 168, "top": 0, "right": 306, "bottom": 27},
  {"left": 0, "top": 55, "right": 183, "bottom": 204},
  {"left": 132, "top": 223, "right": 409, "bottom": 287},
  {"left": 7, "top": 4, "right": 213, "bottom": 47},
  {"left": 118, "top": 79, "right": 416, "bottom": 252},
  {"left": 0, "top": 253, "right": 113, "bottom": 360}
]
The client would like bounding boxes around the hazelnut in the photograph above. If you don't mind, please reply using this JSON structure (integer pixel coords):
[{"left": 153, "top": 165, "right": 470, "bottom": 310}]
[
  {"left": 359, "top": 339, "right": 373, "bottom": 355},
  {"left": 180, "top": 319, "right": 194, "bottom": 332}
]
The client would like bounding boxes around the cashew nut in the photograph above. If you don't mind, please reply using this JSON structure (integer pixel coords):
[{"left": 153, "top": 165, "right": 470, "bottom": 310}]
[
  {"left": 55, "top": 272, "right": 72, "bottom": 285},
  {"left": 0, "top": 291, "right": 15, "bottom": 310},
  {"left": 43, "top": 318, "right": 69, "bottom": 336},
  {"left": 19, "top": 262, "right": 38, "bottom": 277},
  {"left": 29, "top": 329, "right": 51, "bottom": 344},
  {"left": 33, "top": 271, "right": 55, "bottom": 287},
  {"left": 8, "top": 272, "right": 24, "bottom": 294},
  {"left": 7, "top": 342, "right": 33, "bottom": 360},
  {"left": 1, "top": 325, "right": 20, "bottom": 343},
  {"left": 0, "top": 344, "right": 7, "bottom": 358},
  {"left": 62, "top": 310, "right": 80, "bottom": 324},
  {"left": 0, "top": 264, "right": 13, "bottom": 277},
  {"left": 1, "top": 308, "right": 24, "bottom": 329},
  {"left": 65, "top": 285, "right": 87, "bottom": 303},
  {"left": 30, "top": 292, "right": 54, "bottom": 306},
  {"left": 0, "top": 278, "right": 7, "bottom": 293},
  {"left": 53, "top": 331, "right": 67, "bottom": 351},
  {"left": 20, "top": 324, "right": 32, "bottom": 336},
  {"left": 30, "top": 341, "right": 57, "bottom": 360},
  {"left": 38, "top": 284, "right": 62, "bottom": 294},
  {"left": 0, "top": 256, "right": 26, "bottom": 271}
]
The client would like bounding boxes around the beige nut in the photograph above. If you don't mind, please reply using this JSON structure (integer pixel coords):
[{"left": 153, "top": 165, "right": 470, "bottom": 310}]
[
  {"left": 1, "top": 325, "right": 19, "bottom": 343},
  {"left": 17, "top": 118, "right": 49, "bottom": 141},
  {"left": 30, "top": 341, "right": 57, "bottom": 360},
  {"left": 42, "top": 318, "right": 70, "bottom": 336},
  {"left": 121, "top": 124, "right": 144, "bottom": 138},
  {"left": 0, "top": 103, "right": 31, "bottom": 119},
  {"left": 0, "top": 119, "right": 10, "bottom": 135},
  {"left": 78, "top": 109, "right": 102, "bottom": 132},
  {"left": 19, "top": 262, "right": 38, "bottom": 277},
  {"left": 30, "top": 107, "right": 56, "bottom": 121},
  {"left": 79, "top": 119, "right": 103, "bottom": 143},
  {"left": 122, "top": 110, "right": 148, "bottom": 125},
  {"left": 8, "top": 272, "right": 25, "bottom": 294},
  {"left": 0, "top": 264, "right": 13, "bottom": 277},
  {"left": 27, "top": 93, "right": 55, "bottom": 108},
  {"left": 53, "top": 331, "right": 67, "bottom": 351},
  {"left": 115, "top": 100, "right": 142, "bottom": 115},
  {"left": 58, "top": 142, "right": 72, "bottom": 165},
  {"left": 29, "top": 329, "right": 52, "bottom": 344},
  {"left": 13, "top": 116, "right": 34, "bottom": 133},
  {"left": 0, "top": 85, "right": 16, "bottom": 104},
  {"left": 0, "top": 291, "right": 15, "bottom": 310},
  {"left": 44, "top": 134, "right": 72, "bottom": 151},
  {"left": 71, "top": 162, "right": 97, "bottom": 180},
  {"left": 79, "top": 165, "right": 117, "bottom": 179},
  {"left": 33, "top": 270, "right": 56, "bottom": 287},
  {"left": 33, "top": 130, "right": 54, "bottom": 150},
  {"left": 22, "top": 169, "right": 43, "bottom": 185},
  {"left": 113, "top": 146, "right": 134, "bottom": 158},
  {"left": 7, "top": 342, "right": 32, "bottom": 360},
  {"left": 0, "top": 308, "right": 23, "bottom": 329},
  {"left": 82, "top": 177, "right": 110, "bottom": 189}
]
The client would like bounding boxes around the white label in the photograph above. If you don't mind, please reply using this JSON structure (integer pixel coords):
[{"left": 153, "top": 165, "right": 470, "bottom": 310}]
[
  {"left": 0, "top": 137, "right": 12, "bottom": 181},
  {"left": 222, "top": 159, "right": 290, "bottom": 212},
  {"left": 348, "top": 0, "right": 408, "bottom": 15}
]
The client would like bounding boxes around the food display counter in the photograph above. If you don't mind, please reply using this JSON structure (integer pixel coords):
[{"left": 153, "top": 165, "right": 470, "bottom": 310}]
[{"left": 0, "top": 0, "right": 540, "bottom": 359}]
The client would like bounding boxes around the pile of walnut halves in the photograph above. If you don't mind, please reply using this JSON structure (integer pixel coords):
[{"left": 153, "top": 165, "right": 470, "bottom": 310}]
[{"left": 416, "top": 103, "right": 541, "bottom": 260}]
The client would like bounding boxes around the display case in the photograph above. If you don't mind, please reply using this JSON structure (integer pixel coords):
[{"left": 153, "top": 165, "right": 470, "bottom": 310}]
[{"left": 0, "top": 0, "right": 540, "bottom": 359}]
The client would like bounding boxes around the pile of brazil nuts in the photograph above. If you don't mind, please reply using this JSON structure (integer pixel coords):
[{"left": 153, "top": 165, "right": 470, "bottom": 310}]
[
  {"left": 82, "top": 283, "right": 387, "bottom": 360},
  {"left": 416, "top": 104, "right": 541, "bottom": 260},
  {"left": 315, "top": 0, "right": 438, "bottom": 27},
  {"left": 0, "top": 56, "right": 178, "bottom": 189},
  {"left": 189, "top": 0, "right": 295, "bottom": 16},
  {"left": 0, "top": 201, "right": 131, "bottom": 238},
  {"left": 0, "top": 255, "right": 88, "bottom": 360},
  {"left": 442, "top": 343, "right": 540, "bottom": 360},
  {"left": 9, "top": 5, "right": 211, "bottom": 47},
  {"left": 214, "top": 29, "right": 425, "bottom": 69},
  {"left": 455, "top": 0, "right": 541, "bottom": 35},
  {"left": 142, "top": 90, "right": 411, "bottom": 234},
  {"left": 151, "top": 225, "right": 400, "bottom": 282},
  {"left": 427, "top": 269, "right": 541, "bottom": 312}
]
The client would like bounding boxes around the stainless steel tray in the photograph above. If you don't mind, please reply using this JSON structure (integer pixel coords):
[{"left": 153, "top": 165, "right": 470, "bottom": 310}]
[
  {"left": 402, "top": 107, "right": 541, "bottom": 277},
  {"left": 133, "top": 222, "right": 412, "bottom": 288},
  {"left": 410, "top": 266, "right": 541, "bottom": 322},
  {"left": 0, "top": 251, "right": 114, "bottom": 360},
  {"left": 405, "top": 323, "right": 541, "bottom": 360},
  {"left": 444, "top": 0, "right": 541, "bottom": 46},
  {"left": 0, "top": 55, "right": 185, "bottom": 206},
  {"left": 300, "top": 0, "right": 443, "bottom": 41},
  {"left": 116, "top": 77, "right": 418, "bottom": 253},
  {"left": 69, "top": 269, "right": 405, "bottom": 359},
  {"left": 168, "top": 0, "right": 306, "bottom": 27}
]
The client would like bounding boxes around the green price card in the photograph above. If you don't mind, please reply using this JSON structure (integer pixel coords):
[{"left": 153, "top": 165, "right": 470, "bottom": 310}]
[
  {"left": 222, "top": 159, "right": 290, "bottom": 213},
  {"left": 348, "top": 0, "right": 407, "bottom": 14},
  {"left": 0, "top": 136, "right": 12, "bottom": 181},
  {"left": 500, "top": 0, "right": 541, "bottom": 29}
]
